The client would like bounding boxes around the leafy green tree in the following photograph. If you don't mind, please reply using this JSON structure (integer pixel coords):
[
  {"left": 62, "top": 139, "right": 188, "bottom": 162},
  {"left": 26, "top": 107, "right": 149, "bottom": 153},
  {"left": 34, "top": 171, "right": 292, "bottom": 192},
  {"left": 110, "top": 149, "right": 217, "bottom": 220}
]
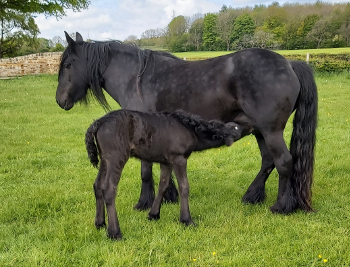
[
  {"left": 0, "top": 0, "right": 90, "bottom": 58},
  {"left": 165, "top": 15, "right": 189, "bottom": 52},
  {"left": 188, "top": 18, "right": 204, "bottom": 51},
  {"left": 203, "top": 13, "right": 219, "bottom": 51},
  {"left": 231, "top": 13, "right": 256, "bottom": 49},
  {"left": 216, "top": 9, "right": 236, "bottom": 51}
]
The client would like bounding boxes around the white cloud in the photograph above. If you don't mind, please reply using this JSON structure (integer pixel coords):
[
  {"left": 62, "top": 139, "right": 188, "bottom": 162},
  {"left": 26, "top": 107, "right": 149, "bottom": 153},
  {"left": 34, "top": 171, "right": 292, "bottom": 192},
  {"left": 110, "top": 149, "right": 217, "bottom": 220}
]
[{"left": 35, "top": 0, "right": 350, "bottom": 42}]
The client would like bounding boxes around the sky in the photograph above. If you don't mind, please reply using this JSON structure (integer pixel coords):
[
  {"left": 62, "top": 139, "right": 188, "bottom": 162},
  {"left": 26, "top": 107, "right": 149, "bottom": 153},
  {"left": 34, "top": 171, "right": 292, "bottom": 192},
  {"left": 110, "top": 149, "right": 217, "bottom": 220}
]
[{"left": 34, "top": 0, "right": 349, "bottom": 42}]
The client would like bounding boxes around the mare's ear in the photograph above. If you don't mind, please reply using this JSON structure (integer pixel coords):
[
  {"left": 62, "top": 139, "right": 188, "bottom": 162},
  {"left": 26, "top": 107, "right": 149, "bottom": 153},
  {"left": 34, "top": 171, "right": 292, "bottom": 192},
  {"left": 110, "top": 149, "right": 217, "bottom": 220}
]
[
  {"left": 65, "top": 31, "right": 75, "bottom": 47},
  {"left": 76, "top": 32, "right": 84, "bottom": 42}
]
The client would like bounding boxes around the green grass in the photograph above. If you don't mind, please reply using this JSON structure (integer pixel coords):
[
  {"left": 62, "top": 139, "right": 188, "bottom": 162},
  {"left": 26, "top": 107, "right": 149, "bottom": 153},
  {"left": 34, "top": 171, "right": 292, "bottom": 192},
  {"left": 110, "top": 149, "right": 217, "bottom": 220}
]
[
  {"left": 173, "top": 47, "right": 350, "bottom": 59},
  {"left": 1, "top": 72, "right": 350, "bottom": 266}
]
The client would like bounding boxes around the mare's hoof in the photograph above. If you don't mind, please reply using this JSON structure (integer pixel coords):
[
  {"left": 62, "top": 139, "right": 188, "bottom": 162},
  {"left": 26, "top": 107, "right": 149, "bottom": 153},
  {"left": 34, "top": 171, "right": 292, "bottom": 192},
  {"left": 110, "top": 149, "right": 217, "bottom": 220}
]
[
  {"left": 107, "top": 230, "right": 123, "bottom": 240},
  {"left": 242, "top": 188, "right": 266, "bottom": 204},
  {"left": 163, "top": 184, "right": 179, "bottom": 203},
  {"left": 134, "top": 197, "right": 154, "bottom": 211},
  {"left": 148, "top": 212, "right": 160, "bottom": 221},
  {"left": 180, "top": 219, "right": 196, "bottom": 226},
  {"left": 95, "top": 221, "right": 106, "bottom": 229}
]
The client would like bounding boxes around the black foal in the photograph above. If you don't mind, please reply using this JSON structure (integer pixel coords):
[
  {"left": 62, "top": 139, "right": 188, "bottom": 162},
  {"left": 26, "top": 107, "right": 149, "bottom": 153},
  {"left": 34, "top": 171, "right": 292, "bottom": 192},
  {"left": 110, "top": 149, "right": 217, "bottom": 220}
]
[{"left": 85, "top": 109, "right": 252, "bottom": 239}]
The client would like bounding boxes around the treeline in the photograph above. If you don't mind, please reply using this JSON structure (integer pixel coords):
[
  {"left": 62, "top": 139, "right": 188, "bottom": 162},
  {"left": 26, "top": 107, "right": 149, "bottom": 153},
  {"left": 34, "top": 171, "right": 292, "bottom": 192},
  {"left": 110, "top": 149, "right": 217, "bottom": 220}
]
[{"left": 133, "top": 1, "right": 350, "bottom": 52}]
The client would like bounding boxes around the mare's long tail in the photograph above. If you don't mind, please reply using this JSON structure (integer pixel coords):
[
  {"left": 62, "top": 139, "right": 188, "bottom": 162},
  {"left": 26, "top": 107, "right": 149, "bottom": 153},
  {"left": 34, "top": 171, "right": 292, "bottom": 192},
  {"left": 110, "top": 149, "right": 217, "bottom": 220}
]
[
  {"left": 290, "top": 61, "right": 318, "bottom": 211},
  {"left": 85, "top": 120, "right": 101, "bottom": 168}
]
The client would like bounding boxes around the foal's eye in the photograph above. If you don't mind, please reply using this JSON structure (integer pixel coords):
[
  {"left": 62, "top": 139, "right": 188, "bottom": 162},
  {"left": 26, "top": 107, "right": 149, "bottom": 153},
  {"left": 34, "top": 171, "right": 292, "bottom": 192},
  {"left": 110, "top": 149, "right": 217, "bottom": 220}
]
[{"left": 64, "top": 63, "right": 71, "bottom": 69}]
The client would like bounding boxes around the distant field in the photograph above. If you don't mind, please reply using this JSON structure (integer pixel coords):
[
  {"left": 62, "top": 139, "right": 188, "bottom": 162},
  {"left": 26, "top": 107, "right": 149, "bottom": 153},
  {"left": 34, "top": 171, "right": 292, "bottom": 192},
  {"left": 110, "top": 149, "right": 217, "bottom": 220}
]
[
  {"left": 1, "top": 72, "right": 350, "bottom": 266},
  {"left": 173, "top": 47, "right": 350, "bottom": 59}
]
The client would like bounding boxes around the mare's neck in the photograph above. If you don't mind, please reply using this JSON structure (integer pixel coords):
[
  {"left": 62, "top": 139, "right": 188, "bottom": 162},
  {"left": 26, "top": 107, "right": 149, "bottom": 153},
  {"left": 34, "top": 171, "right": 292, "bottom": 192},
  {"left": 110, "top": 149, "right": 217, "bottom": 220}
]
[{"left": 101, "top": 44, "right": 141, "bottom": 108}]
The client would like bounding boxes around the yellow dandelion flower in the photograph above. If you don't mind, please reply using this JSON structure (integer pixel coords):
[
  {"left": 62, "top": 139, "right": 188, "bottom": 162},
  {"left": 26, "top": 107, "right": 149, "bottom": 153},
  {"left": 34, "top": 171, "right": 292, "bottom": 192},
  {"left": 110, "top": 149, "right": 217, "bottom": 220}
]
[
  {"left": 193, "top": 258, "right": 196, "bottom": 261},
  {"left": 213, "top": 252, "right": 216, "bottom": 255},
  {"left": 323, "top": 259, "right": 328, "bottom": 263},
  {"left": 319, "top": 255, "right": 322, "bottom": 258}
]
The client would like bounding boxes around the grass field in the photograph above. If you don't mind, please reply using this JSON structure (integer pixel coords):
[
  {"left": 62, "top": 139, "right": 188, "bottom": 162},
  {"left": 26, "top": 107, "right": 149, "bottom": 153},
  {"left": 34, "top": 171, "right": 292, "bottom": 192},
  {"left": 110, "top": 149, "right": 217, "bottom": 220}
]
[
  {"left": 173, "top": 47, "right": 350, "bottom": 59},
  {"left": 1, "top": 70, "right": 350, "bottom": 266}
]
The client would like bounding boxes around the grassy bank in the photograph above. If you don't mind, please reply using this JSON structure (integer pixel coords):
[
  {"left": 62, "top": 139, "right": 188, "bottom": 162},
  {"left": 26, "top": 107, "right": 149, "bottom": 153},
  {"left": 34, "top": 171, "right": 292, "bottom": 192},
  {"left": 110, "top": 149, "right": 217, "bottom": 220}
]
[{"left": 0, "top": 72, "right": 350, "bottom": 266}]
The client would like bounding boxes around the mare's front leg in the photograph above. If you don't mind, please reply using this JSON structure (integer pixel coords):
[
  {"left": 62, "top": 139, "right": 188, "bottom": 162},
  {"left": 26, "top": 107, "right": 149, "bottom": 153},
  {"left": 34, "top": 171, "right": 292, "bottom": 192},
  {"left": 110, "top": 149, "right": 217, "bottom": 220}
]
[
  {"left": 93, "top": 160, "right": 107, "bottom": 229},
  {"left": 242, "top": 132, "right": 275, "bottom": 204},
  {"left": 134, "top": 161, "right": 178, "bottom": 211},
  {"left": 172, "top": 156, "right": 194, "bottom": 225},
  {"left": 148, "top": 164, "right": 172, "bottom": 220},
  {"left": 134, "top": 161, "right": 155, "bottom": 210}
]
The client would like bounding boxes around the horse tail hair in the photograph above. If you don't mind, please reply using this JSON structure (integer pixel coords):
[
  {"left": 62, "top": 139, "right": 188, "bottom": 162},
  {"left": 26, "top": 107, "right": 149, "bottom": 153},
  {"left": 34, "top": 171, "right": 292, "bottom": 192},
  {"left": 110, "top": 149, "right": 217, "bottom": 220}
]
[
  {"left": 290, "top": 61, "right": 318, "bottom": 212},
  {"left": 85, "top": 120, "right": 101, "bottom": 168}
]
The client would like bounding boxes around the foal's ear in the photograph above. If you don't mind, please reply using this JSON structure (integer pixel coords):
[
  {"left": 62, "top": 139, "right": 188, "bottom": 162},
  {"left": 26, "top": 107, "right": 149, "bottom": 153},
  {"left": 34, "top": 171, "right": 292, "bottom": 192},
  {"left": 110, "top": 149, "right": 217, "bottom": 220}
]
[
  {"left": 76, "top": 32, "right": 84, "bottom": 42},
  {"left": 65, "top": 31, "right": 76, "bottom": 47}
]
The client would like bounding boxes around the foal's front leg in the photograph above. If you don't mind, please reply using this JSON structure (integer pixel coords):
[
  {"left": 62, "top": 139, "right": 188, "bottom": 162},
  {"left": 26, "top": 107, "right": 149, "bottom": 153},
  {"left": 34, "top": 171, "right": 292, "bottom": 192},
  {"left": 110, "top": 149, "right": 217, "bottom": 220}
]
[
  {"left": 148, "top": 164, "right": 172, "bottom": 220},
  {"left": 172, "top": 156, "right": 194, "bottom": 226}
]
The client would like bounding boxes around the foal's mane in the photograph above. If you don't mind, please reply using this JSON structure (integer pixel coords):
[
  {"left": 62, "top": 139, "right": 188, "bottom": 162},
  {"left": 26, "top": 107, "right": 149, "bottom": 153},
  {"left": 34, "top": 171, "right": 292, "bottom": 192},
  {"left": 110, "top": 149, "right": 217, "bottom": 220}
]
[
  {"left": 59, "top": 40, "right": 182, "bottom": 110},
  {"left": 171, "top": 110, "right": 229, "bottom": 140}
]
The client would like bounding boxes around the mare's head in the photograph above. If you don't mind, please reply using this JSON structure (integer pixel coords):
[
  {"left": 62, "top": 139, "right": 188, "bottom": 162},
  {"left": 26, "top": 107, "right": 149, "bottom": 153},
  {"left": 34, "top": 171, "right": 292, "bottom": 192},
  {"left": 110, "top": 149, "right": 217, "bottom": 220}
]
[
  {"left": 56, "top": 31, "right": 110, "bottom": 111},
  {"left": 56, "top": 32, "right": 89, "bottom": 110}
]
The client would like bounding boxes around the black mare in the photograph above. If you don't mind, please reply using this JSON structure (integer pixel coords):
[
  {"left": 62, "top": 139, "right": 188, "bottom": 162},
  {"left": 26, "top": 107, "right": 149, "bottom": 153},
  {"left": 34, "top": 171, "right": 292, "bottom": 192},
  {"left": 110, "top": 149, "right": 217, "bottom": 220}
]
[
  {"left": 56, "top": 31, "right": 318, "bottom": 214},
  {"left": 85, "top": 109, "right": 251, "bottom": 239}
]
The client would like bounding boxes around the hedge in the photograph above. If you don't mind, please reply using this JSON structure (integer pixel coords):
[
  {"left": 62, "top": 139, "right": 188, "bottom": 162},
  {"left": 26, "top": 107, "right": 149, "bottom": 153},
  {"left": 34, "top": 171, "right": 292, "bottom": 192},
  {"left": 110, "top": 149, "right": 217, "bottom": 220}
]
[{"left": 184, "top": 53, "right": 350, "bottom": 73}]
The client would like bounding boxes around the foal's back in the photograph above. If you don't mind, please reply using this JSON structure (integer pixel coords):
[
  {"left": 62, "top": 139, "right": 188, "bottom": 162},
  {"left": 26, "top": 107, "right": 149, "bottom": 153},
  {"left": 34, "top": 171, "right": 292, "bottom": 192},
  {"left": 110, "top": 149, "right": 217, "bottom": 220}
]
[{"left": 96, "top": 110, "right": 197, "bottom": 164}]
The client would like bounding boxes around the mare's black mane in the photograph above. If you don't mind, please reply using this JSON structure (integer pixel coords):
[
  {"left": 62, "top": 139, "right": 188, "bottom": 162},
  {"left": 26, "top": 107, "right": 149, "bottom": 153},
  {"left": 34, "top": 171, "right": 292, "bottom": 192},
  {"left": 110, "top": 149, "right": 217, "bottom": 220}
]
[{"left": 59, "top": 40, "right": 181, "bottom": 111}]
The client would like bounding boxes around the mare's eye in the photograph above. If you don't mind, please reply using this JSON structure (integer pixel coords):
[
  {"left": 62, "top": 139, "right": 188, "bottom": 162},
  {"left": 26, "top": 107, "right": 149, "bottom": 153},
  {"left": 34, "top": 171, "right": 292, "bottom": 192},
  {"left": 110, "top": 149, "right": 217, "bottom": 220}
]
[{"left": 64, "top": 63, "right": 71, "bottom": 69}]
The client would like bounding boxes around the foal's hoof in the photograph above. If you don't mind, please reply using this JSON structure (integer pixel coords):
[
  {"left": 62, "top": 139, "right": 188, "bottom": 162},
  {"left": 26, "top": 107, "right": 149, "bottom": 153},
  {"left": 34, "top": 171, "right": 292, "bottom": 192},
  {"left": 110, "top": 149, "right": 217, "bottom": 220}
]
[
  {"left": 148, "top": 212, "right": 160, "bottom": 221},
  {"left": 95, "top": 221, "right": 106, "bottom": 229},
  {"left": 107, "top": 230, "right": 123, "bottom": 240},
  {"left": 134, "top": 196, "right": 154, "bottom": 211}
]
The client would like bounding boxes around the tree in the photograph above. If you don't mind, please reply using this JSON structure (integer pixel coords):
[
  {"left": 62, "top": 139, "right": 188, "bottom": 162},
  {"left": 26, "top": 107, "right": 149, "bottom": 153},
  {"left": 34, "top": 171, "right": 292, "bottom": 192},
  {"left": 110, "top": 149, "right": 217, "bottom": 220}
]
[
  {"left": 203, "top": 13, "right": 219, "bottom": 51},
  {"left": 216, "top": 9, "right": 236, "bottom": 51},
  {"left": 165, "top": 16, "right": 189, "bottom": 52},
  {"left": 188, "top": 18, "right": 204, "bottom": 51},
  {"left": 306, "top": 18, "right": 332, "bottom": 48},
  {"left": 231, "top": 14, "right": 256, "bottom": 50},
  {"left": 0, "top": 0, "right": 90, "bottom": 58}
]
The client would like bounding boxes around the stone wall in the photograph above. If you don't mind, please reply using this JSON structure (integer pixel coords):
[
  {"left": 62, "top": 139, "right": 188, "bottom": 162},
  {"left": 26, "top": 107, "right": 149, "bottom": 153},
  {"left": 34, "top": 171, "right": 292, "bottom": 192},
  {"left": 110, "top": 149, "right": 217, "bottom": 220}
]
[{"left": 0, "top": 52, "right": 63, "bottom": 77}]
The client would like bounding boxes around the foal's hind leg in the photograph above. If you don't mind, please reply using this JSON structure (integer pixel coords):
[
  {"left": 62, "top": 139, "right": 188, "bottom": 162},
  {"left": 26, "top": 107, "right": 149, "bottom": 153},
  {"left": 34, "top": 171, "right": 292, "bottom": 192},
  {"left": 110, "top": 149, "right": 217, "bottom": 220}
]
[
  {"left": 263, "top": 131, "right": 298, "bottom": 214},
  {"left": 242, "top": 133, "right": 275, "bottom": 204},
  {"left": 94, "top": 160, "right": 107, "bottom": 229},
  {"left": 148, "top": 164, "right": 172, "bottom": 220},
  {"left": 103, "top": 159, "right": 126, "bottom": 239}
]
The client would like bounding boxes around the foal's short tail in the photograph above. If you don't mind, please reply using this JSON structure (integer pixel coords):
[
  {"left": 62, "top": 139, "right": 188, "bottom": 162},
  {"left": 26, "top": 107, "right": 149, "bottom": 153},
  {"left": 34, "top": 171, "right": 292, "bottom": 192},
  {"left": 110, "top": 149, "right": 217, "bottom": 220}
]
[
  {"left": 85, "top": 120, "right": 101, "bottom": 168},
  {"left": 290, "top": 61, "right": 318, "bottom": 211}
]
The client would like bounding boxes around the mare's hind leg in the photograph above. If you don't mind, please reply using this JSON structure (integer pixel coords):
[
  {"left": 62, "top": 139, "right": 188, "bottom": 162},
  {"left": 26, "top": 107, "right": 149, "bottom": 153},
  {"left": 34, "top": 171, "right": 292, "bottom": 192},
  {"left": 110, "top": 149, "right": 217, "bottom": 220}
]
[
  {"left": 148, "top": 164, "right": 172, "bottom": 220},
  {"left": 242, "top": 132, "right": 275, "bottom": 204},
  {"left": 94, "top": 160, "right": 107, "bottom": 229},
  {"left": 263, "top": 131, "right": 298, "bottom": 214}
]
